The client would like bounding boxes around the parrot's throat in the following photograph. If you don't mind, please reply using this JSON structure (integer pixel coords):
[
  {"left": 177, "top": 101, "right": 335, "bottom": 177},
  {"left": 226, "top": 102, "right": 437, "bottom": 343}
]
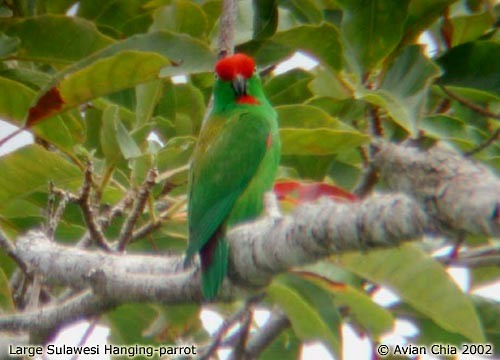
[{"left": 236, "top": 95, "right": 259, "bottom": 105}]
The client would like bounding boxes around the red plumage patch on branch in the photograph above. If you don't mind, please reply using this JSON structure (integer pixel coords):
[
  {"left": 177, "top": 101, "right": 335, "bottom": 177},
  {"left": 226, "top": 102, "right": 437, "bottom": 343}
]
[
  {"left": 273, "top": 181, "right": 357, "bottom": 204},
  {"left": 26, "top": 87, "right": 65, "bottom": 127}
]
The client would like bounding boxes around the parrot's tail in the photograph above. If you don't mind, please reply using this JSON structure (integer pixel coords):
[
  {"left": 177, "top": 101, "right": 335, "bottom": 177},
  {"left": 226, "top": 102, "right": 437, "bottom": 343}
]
[{"left": 200, "top": 236, "right": 228, "bottom": 300}]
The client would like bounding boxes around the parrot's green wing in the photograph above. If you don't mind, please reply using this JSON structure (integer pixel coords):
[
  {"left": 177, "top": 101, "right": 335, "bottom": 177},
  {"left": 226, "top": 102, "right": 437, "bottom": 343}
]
[{"left": 186, "top": 110, "right": 272, "bottom": 258}]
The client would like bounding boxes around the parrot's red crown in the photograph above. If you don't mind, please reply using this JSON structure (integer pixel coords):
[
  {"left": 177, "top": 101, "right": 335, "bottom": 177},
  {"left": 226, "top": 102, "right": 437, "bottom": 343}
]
[{"left": 215, "top": 53, "right": 255, "bottom": 81}]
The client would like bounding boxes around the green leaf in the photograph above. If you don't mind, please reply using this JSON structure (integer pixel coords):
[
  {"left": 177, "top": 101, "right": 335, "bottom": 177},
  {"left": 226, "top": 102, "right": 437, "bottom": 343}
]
[
  {"left": 78, "top": 0, "right": 150, "bottom": 36},
  {"left": 451, "top": 12, "right": 495, "bottom": 47},
  {"left": 337, "top": 0, "right": 411, "bottom": 74},
  {"left": 339, "top": 244, "right": 485, "bottom": 342},
  {"left": 0, "top": 33, "right": 19, "bottom": 57},
  {"left": 1, "top": 15, "right": 114, "bottom": 64},
  {"left": 403, "top": 0, "right": 458, "bottom": 44},
  {"left": 378, "top": 45, "right": 441, "bottom": 134},
  {"left": 239, "top": 23, "right": 342, "bottom": 72},
  {"left": 277, "top": 105, "right": 339, "bottom": 129},
  {"left": 260, "top": 329, "right": 301, "bottom": 360},
  {"left": 253, "top": 0, "right": 278, "bottom": 39},
  {"left": 264, "top": 69, "right": 313, "bottom": 105},
  {"left": 101, "top": 104, "right": 141, "bottom": 163},
  {"left": 300, "top": 272, "right": 394, "bottom": 337},
  {"left": 116, "top": 118, "right": 142, "bottom": 160},
  {"left": 0, "top": 145, "right": 81, "bottom": 211},
  {"left": 280, "top": 128, "right": 369, "bottom": 155},
  {"left": 361, "top": 90, "right": 412, "bottom": 133},
  {"left": 107, "top": 303, "right": 159, "bottom": 344},
  {"left": 59, "top": 51, "right": 170, "bottom": 110},
  {"left": 267, "top": 279, "right": 340, "bottom": 357},
  {"left": 150, "top": 1, "right": 208, "bottom": 38},
  {"left": 0, "top": 266, "right": 14, "bottom": 312},
  {"left": 0, "top": 77, "right": 79, "bottom": 150},
  {"left": 437, "top": 41, "right": 500, "bottom": 96},
  {"left": 172, "top": 83, "right": 206, "bottom": 136},
  {"left": 472, "top": 295, "right": 500, "bottom": 347},
  {"left": 279, "top": 0, "right": 323, "bottom": 24},
  {"left": 135, "top": 80, "right": 163, "bottom": 127}
]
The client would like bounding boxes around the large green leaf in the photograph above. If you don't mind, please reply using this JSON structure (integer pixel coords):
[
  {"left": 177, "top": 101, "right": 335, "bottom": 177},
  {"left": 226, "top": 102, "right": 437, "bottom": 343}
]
[
  {"left": 267, "top": 279, "right": 341, "bottom": 357},
  {"left": 277, "top": 104, "right": 339, "bottom": 129},
  {"left": 1, "top": 15, "right": 114, "bottom": 64},
  {"left": 78, "top": 0, "right": 151, "bottom": 36},
  {"left": 295, "top": 269, "right": 393, "bottom": 337},
  {"left": 238, "top": 23, "right": 342, "bottom": 72},
  {"left": 337, "top": 0, "right": 411, "bottom": 74},
  {"left": 280, "top": 128, "right": 368, "bottom": 155},
  {"left": 253, "top": 0, "right": 278, "bottom": 39},
  {"left": 451, "top": 12, "right": 495, "bottom": 47},
  {"left": 0, "top": 145, "right": 81, "bottom": 211},
  {"left": 279, "top": 0, "right": 323, "bottom": 24},
  {"left": 366, "top": 45, "right": 441, "bottom": 134},
  {"left": 59, "top": 51, "right": 170, "bottom": 109},
  {"left": 107, "top": 303, "right": 159, "bottom": 344},
  {"left": 472, "top": 296, "right": 500, "bottom": 347},
  {"left": 264, "top": 69, "right": 313, "bottom": 105},
  {"left": 260, "top": 329, "right": 301, "bottom": 360},
  {"left": 135, "top": 80, "right": 163, "bottom": 127},
  {"left": 437, "top": 41, "right": 500, "bottom": 96},
  {"left": 403, "top": 0, "right": 458, "bottom": 44},
  {"left": 56, "top": 30, "right": 215, "bottom": 81},
  {"left": 339, "top": 244, "right": 485, "bottom": 342},
  {"left": 150, "top": 1, "right": 208, "bottom": 38},
  {"left": 0, "top": 77, "right": 80, "bottom": 149}
]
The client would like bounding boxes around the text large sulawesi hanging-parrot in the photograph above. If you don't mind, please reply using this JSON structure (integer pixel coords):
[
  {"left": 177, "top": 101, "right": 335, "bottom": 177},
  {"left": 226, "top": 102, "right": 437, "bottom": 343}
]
[{"left": 185, "top": 53, "right": 281, "bottom": 299}]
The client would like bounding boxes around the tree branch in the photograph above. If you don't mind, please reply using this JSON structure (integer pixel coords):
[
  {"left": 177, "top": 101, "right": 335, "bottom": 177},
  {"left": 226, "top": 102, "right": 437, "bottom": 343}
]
[
  {"left": 217, "top": 0, "right": 237, "bottom": 58},
  {"left": 373, "top": 141, "right": 500, "bottom": 237},
  {"left": 439, "top": 85, "right": 500, "bottom": 120},
  {"left": 2, "top": 141, "right": 500, "bottom": 340},
  {"left": 244, "top": 309, "right": 290, "bottom": 358}
]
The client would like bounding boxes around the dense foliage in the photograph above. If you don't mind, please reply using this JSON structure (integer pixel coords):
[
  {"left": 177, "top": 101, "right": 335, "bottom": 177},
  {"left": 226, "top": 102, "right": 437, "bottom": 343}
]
[{"left": 0, "top": 0, "right": 499, "bottom": 358}]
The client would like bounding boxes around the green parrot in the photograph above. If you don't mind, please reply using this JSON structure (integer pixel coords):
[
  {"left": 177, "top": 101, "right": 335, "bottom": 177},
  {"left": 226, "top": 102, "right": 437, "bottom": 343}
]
[{"left": 185, "top": 53, "right": 281, "bottom": 299}]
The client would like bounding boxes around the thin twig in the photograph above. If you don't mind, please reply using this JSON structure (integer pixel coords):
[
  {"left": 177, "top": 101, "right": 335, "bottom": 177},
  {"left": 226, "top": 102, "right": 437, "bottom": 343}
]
[
  {"left": 439, "top": 85, "right": 500, "bottom": 120},
  {"left": 244, "top": 309, "right": 290, "bottom": 358},
  {"left": 78, "top": 162, "right": 111, "bottom": 251},
  {"left": 70, "top": 317, "right": 99, "bottom": 360},
  {"left": 199, "top": 308, "right": 249, "bottom": 360},
  {"left": 230, "top": 310, "right": 253, "bottom": 360},
  {"left": 465, "top": 127, "right": 500, "bottom": 157},
  {"left": 47, "top": 193, "right": 70, "bottom": 239},
  {"left": 353, "top": 163, "right": 379, "bottom": 198},
  {"left": 0, "top": 230, "right": 29, "bottom": 274},
  {"left": 199, "top": 295, "right": 264, "bottom": 360},
  {"left": 117, "top": 168, "right": 158, "bottom": 251}
]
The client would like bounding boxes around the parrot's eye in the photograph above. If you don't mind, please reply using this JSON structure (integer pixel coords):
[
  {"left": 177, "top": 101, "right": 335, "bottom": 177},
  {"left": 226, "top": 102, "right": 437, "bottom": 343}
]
[{"left": 214, "top": 73, "right": 219, "bottom": 80}]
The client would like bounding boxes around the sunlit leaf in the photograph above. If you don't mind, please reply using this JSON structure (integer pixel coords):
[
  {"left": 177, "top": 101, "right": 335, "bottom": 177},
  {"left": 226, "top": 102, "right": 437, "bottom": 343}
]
[
  {"left": 267, "top": 278, "right": 341, "bottom": 357},
  {"left": 0, "top": 145, "right": 81, "bottom": 210},
  {"left": 339, "top": 244, "right": 485, "bottom": 342},
  {"left": 280, "top": 128, "right": 369, "bottom": 155}
]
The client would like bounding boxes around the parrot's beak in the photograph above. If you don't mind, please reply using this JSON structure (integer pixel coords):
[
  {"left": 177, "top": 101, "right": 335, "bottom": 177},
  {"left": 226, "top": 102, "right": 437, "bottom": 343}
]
[{"left": 232, "top": 74, "right": 247, "bottom": 96}]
